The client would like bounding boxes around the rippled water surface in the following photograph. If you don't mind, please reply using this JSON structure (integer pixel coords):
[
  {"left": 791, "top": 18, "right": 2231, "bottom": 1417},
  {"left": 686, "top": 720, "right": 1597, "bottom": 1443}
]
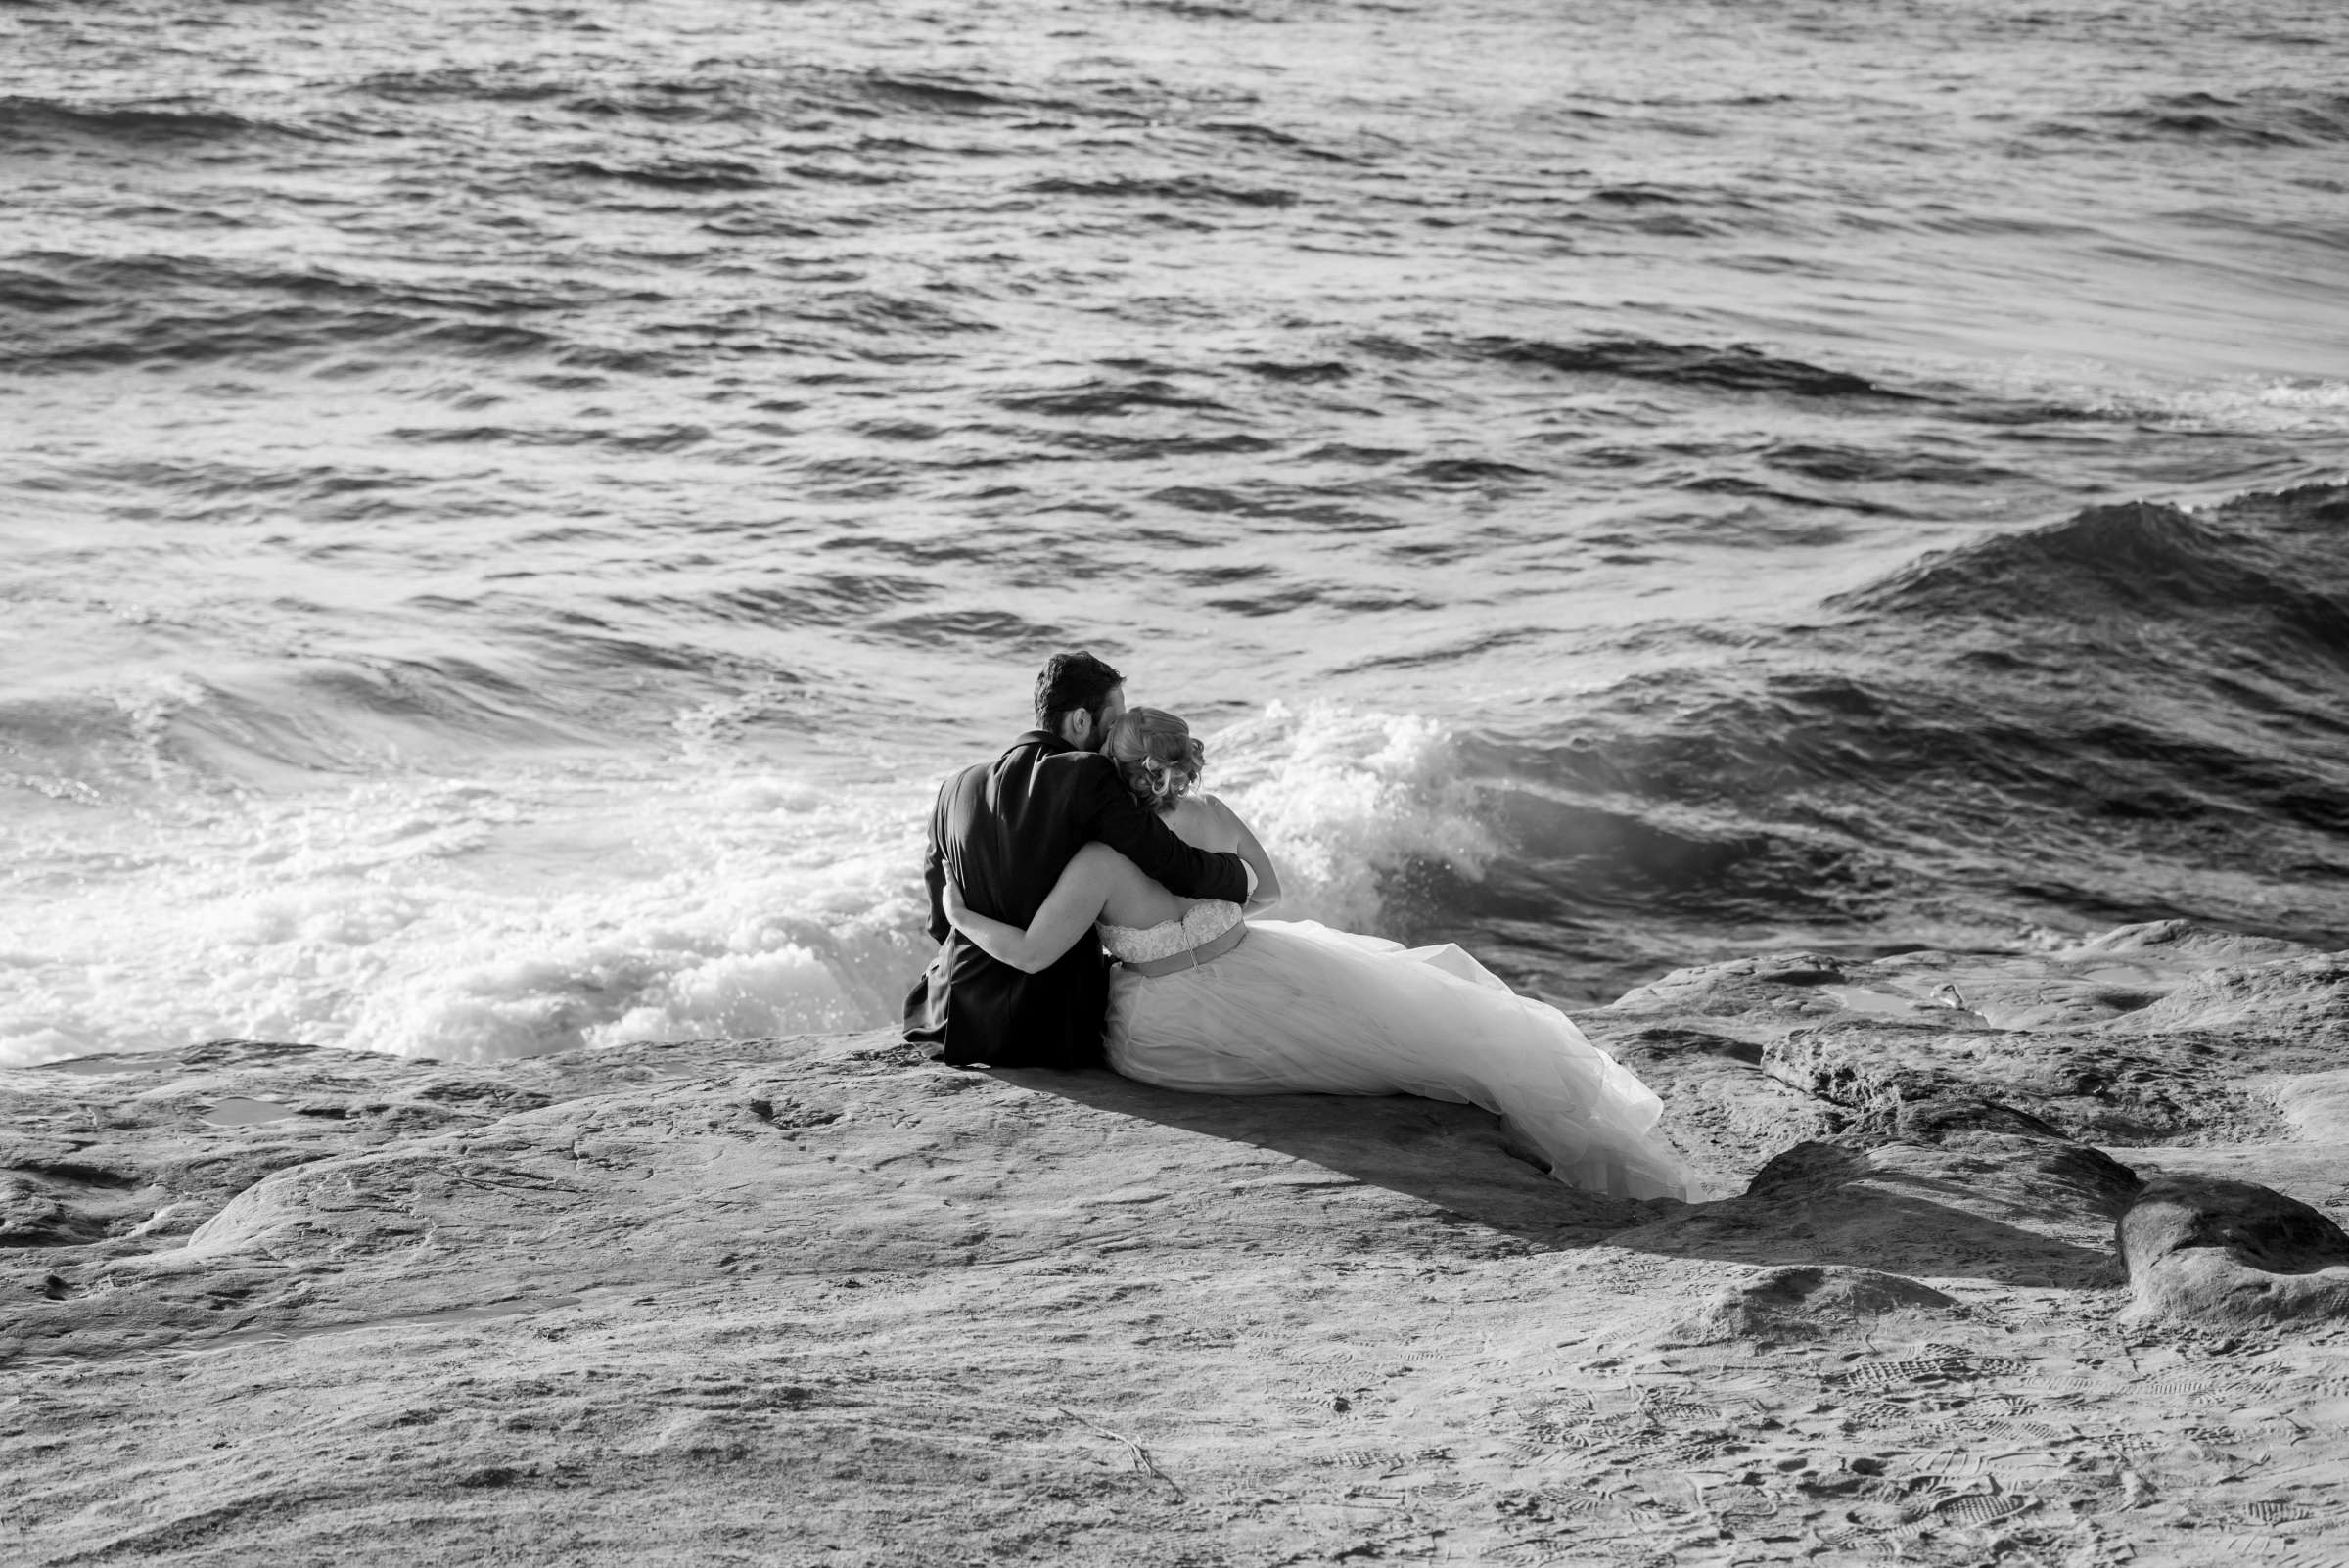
[{"left": 5, "top": 0, "right": 2346, "bottom": 1062}]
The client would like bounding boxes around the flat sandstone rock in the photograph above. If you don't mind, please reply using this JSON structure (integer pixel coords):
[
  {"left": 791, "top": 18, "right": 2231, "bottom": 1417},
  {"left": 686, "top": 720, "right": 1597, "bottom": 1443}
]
[{"left": 4, "top": 920, "right": 2347, "bottom": 1565}]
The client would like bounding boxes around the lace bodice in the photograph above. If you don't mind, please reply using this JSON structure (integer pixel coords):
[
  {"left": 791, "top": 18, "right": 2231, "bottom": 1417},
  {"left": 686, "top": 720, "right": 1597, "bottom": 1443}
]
[{"left": 1099, "top": 899, "right": 1246, "bottom": 965}]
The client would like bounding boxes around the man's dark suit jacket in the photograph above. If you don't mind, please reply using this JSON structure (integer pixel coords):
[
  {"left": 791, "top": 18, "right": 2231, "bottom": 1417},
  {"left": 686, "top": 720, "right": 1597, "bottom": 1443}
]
[{"left": 902, "top": 729, "right": 1251, "bottom": 1068}]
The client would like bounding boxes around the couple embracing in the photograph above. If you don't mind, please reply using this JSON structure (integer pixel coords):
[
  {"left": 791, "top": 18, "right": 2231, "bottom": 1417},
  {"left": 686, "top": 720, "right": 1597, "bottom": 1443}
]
[{"left": 903, "top": 651, "right": 1688, "bottom": 1201}]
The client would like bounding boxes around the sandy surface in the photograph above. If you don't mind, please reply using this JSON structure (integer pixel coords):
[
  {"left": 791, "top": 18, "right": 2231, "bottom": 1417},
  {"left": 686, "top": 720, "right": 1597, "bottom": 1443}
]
[{"left": 6, "top": 919, "right": 2347, "bottom": 1565}]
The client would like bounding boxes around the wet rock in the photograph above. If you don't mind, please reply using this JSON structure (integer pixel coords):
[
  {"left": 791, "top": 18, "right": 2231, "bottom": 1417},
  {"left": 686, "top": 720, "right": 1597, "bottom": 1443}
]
[
  {"left": 2075, "top": 920, "right": 2316, "bottom": 966},
  {"left": 2118, "top": 1174, "right": 2349, "bottom": 1325},
  {"left": 1, "top": 1176, "right": 92, "bottom": 1249},
  {"left": 2267, "top": 1070, "right": 2349, "bottom": 1140},
  {"left": 2103, "top": 954, "right": 2349, "bottom": 1043},
  {"left": 1761, "top": 1023, "right": 2317, "bottom": 1147},
  {"left": 1576, "top": 1024, "right": 1843, "bottom": 1192},
  {"left": 1599, "top": 951, "right": 1855, "bottom": 1037},
  {"left": 1, "top": 1161, "right": 166, "bottom": 1248},
  {"left": 1590, "top": 921, "right": 2313, "bottom": 1042}
]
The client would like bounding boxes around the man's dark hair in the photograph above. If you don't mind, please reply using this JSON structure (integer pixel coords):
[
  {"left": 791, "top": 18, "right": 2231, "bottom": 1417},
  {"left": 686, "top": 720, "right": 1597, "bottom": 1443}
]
[{"left": 1034, "top": 650, "right": 1124, "bottom": 735}]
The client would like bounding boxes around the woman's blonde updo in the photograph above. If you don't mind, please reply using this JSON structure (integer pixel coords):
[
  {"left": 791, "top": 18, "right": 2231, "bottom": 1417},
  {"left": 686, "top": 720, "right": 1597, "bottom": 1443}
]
[{"left": 1105, "top": 707, "right": 1206, "bottom": 812}]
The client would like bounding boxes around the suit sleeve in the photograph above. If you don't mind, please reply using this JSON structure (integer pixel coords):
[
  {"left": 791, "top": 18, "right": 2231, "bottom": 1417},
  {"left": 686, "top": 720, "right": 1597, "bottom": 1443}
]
[
  {"left": 1078, "top": 761, "right": 1251, "bottom": 903},
  {"left": 922, "top": 784, "right": 951, "bottom": 944}
]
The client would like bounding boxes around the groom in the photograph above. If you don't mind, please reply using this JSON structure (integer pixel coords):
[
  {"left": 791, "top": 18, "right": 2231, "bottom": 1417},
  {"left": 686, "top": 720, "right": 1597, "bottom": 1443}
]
[{"left": 903, "top": 650, "right": 1255, "bottom": 1069}]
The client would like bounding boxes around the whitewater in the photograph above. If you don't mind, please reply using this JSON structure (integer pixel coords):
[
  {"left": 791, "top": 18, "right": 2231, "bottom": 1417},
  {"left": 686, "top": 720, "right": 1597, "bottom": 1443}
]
[{"left": 3, "top": 0, "right": 2345, "bottom": 1065}]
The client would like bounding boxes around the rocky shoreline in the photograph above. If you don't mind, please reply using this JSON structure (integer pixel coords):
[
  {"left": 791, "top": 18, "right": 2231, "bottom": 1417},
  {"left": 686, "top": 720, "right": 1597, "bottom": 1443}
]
[{"left": 6, "top": 919, "right": 2347, "bottom": 1565}]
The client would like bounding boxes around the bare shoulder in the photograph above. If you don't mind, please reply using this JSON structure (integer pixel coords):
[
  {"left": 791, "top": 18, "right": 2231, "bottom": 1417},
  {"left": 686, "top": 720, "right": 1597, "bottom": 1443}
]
[
  {"left": 1075, "top": 843, "right": 1158, "bottom": 899},
  {"left": 1071, "top": 841, "right": 1131, "bottom": 874},
  {"left": 1168, "top": 793, "right": 1240, "bottom": 851},
  {"left": 1189, "top": 793, "right": 1249, "bottom": 831}
]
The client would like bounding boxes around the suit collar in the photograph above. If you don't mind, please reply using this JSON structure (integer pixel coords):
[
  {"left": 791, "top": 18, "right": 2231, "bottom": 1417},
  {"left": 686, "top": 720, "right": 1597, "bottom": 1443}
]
[{"left": 1014, "top": 728, "right": 1075, "bottom": 756}]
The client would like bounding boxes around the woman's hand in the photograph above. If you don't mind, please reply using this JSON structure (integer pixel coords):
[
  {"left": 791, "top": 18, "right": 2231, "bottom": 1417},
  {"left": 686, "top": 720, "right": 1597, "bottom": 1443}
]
[
  {"left": 1208, "top": 796, "right": 1281, "bottom": 912},
  {"left": 936, "top": 851, "right": 1118, "bottom": 974}
]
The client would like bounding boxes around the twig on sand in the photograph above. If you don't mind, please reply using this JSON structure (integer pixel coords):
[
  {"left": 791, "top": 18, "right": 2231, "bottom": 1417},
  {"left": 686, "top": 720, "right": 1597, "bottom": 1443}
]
[{"left": 1058, "top": 1407, "right": 1187, "bottom": 1501}]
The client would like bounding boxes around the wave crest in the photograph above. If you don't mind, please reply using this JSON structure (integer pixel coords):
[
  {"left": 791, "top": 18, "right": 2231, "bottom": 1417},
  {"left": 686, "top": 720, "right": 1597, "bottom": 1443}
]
[
  {"left": 1831, "top": 488, "right": 2349, "bottom": 666},
  {"left": 1466, "top": 334, "right": 1915, "bottom": 401},
  {"left": 2058, "top": 89, "right": 2349, "bottom": 149},
  {"left": 1211, "top": 702, "right": 1497, "bottom": 935},
  {"left": 0, "top": 95, "right": 321, "bottom": 149}
]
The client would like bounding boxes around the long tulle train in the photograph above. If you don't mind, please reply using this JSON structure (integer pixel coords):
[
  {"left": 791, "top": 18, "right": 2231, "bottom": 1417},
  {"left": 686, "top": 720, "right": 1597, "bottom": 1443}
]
[{"left": 1104, "top": 919, "right": 1689, "bottom": 1201}]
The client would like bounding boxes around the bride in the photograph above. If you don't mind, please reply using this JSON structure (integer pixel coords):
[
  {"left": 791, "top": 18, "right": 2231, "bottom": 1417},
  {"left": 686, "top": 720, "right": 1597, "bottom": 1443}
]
[{"left": 941, "top": 707, "right": 1690, "bottom": 1202}]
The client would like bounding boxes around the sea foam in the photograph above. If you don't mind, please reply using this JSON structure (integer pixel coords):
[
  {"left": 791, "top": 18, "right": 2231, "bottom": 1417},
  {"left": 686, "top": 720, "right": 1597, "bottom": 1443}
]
[{"left": 0, "top": 703, "right": 1492, "bottom": 1065}]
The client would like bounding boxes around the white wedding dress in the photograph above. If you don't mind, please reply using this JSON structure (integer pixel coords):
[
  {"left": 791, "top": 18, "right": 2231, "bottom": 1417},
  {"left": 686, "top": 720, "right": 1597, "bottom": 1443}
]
[{"left": 1099, "top": 901, "right": 1690, "bottom": 1201}]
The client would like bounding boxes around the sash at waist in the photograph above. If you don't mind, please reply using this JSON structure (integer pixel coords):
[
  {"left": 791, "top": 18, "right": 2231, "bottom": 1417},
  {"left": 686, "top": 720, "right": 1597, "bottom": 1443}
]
[{"left": 1118, "top": 920, "right": 1248, "bottom": 978}]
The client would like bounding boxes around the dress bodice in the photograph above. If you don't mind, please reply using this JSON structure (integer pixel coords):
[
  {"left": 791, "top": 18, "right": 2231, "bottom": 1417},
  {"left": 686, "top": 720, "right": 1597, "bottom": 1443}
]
[{"left": 1099, "top": 899, "right": 1245, "bottom": 965}]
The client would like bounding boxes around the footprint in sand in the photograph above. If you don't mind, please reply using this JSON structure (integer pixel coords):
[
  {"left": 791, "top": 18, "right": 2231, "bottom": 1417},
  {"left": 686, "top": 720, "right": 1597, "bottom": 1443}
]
[
  {"left": 1524, "top": 1390, "right": 1598, "bottom": 1418},
  {"left": 1636, "top": 1395, "right": 1721, "bottom": 1425},
  {"left": 1931, "top": 1491, "right": 2038, "bottom": 1527},
  {"left": 1963, "top": 1357, "right": 2037, "bottom": 1377},
  {"left": 1708, "top": 1493, "right": 1783, "bottom": 1526},
  {"left": 1271, "top": 1392, "right": 1360, "bottom": 1421},
  {"left": 1336, "top": 1447, "right": 1405, "bottom": 1470},
  {"left": 1840, "top": 1354, "right": 2036, "bottom": 1391},
  {"left": 1840, "top": 1357, "right": 1971, "bottom": 1389},
  {"left": 1960, "top": 1416, "right": 2076, "bottom": 1442},
  {"left": 2134, "top": 1373, "right": 2219, "bottom": 1395}
]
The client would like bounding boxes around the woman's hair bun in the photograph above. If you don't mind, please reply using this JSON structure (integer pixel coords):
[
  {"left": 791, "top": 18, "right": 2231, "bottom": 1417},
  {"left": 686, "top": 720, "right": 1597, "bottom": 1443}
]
[{"left": 1105, "top": 707, "right": 1205, "bottom": 810}]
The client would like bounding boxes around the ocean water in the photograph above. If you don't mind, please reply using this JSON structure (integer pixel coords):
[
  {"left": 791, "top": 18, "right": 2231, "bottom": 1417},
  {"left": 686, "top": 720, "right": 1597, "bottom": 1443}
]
[{"left": 3, "top": 0, "right": 2345, "bottom": 1066}]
